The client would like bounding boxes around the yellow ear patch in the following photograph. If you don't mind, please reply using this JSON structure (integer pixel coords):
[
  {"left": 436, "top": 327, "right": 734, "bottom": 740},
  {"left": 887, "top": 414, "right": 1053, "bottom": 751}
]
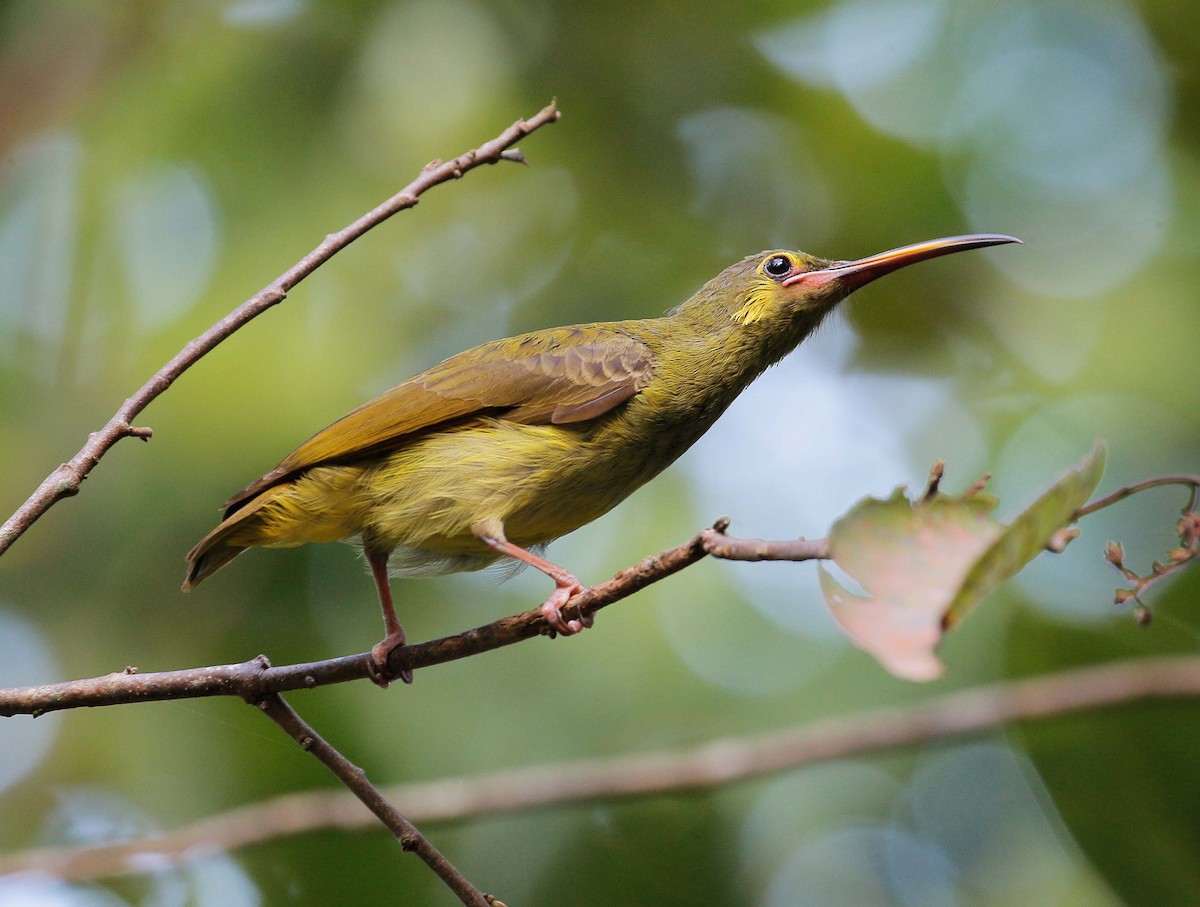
[{"left": 733, "top": 279, "right": 780, "bottom": 324}]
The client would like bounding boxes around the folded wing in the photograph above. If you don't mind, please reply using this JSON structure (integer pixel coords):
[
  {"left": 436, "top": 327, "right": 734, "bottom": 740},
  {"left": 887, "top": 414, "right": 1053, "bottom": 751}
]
[{"left": 223, "top": 325, "right": 654, "bottom": 514}]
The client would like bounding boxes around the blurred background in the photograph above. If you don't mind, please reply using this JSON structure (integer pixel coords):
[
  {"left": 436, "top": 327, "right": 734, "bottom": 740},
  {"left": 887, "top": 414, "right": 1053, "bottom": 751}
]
[{"left": 0, "top": 0, "right": 1198, "bottom": 903}]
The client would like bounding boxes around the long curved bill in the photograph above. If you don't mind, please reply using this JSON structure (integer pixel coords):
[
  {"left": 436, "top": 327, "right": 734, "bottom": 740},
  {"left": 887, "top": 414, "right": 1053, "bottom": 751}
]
[{"left": 785, "top": 234, "right": 1021, "bottom": 291}]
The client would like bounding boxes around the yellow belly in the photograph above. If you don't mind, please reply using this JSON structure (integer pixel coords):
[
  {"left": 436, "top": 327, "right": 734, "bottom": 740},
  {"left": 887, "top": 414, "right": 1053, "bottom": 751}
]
[{"left": 365, "top": 419, "right": 656, "bottom": 554}]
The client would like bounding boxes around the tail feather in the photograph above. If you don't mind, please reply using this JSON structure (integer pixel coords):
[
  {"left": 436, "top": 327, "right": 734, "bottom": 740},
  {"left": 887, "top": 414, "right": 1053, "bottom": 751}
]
[
  {"left": 182, "top": 537, "right": 245, "bottom": 590},
  {"left": 183, "top": 465, "right": 364, "bottom": 591},
  {"left": 182, "top": 494, "right": 272, "bottom": 591}
]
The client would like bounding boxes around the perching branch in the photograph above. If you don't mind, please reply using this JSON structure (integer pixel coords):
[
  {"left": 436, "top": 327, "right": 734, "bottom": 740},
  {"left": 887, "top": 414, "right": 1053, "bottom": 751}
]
[
  {"left": 0, "top": 522, "right": 828, "bottom": 716},
  {"left": 6, "top": 654, "right": 1199, "bottom": 882},
  {"left": 5, "top": 466, "right": 1197, "bottom": 718},
  {"left": 0, "top": 518, "right": 825, "bottom": 904},
  {"left": 0, "top": 100, "right": 561, "bottom": 558},
  {"left": 1, "top": 466, "right": 1194, "bottom": 898}
]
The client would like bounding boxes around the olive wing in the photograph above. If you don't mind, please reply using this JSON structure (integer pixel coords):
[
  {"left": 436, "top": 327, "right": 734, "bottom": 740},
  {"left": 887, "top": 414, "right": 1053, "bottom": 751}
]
[{"left": 223, "top": 326, "right": 654, "bottom": 513}]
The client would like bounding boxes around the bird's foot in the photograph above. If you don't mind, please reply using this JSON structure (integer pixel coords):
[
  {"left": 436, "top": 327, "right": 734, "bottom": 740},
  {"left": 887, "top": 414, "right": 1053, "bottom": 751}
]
[
  {"left": 471, "top": 528, "right": 593, "bottom": 635},
  {"left": 540, "top": 576, "right": 592, "bottom": 636},
  {"left": 368, "top": 630, "right": 413, "bottom": 688}
]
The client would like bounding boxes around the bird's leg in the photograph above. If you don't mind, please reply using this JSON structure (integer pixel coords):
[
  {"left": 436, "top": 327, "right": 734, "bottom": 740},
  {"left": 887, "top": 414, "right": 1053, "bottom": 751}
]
[
  {"left": 474, "top": 524, "right": 592, "bottom": 636},
  {"left": 365, "top": 546, "right": 413, "bottom": 687}
]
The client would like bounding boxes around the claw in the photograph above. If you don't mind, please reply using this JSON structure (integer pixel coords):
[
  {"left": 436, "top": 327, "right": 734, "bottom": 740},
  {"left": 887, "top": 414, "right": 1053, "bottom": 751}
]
[
  {"left": 540, "top": 577, "right": 590, "bottom": 636},
  {"left": 369, "top": 631, "right": 413, "bottom": 687}
]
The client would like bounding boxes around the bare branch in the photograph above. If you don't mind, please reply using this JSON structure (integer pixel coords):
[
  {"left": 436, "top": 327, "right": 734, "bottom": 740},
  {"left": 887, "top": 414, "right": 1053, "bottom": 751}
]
[
  {"left": 8, "top": 468, "right": 1197, "bottom": 715},
  {"left": 0, "top": 101, "right": 561, "bottom": 558},
  {"left": 1074, "top": 473, "right": 1200, "bottom": 519},
  {"left": 701, "top": 528, "right": 828, "bottom": 562},
  {"left": 0, "top": 653, "right": 363, "bottom": 715},
  {"left": 254, "top": 693, "right": 490, "bottom": 906},
  {"left": 0, "top": 522, "right": 830, "bottom": 716},
  {"left": 6, "top": 654, "right": 1199, "bottom": 882}
]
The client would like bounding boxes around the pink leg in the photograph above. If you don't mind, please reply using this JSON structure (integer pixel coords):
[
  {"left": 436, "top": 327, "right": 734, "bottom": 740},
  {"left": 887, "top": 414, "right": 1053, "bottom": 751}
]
[
  {"left": 477, "top": 533, "right": 592, "bottom": 635},
  {"left": 366, "top": 548, "right": 412, "bottom": 686}
]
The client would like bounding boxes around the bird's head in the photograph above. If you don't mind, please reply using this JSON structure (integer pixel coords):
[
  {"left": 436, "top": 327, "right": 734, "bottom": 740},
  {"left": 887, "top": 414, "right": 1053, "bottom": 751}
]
[{"left": 682, "top": 234, "right": 1020, "bottom": 328}]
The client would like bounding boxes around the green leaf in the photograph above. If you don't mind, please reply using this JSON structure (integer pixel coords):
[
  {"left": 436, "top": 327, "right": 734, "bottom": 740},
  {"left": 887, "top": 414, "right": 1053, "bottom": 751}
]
[
  {"left": 819, "top": 443, "right": 1106, "bottom": 681},
  {"left": 948, "top": 442, "right": 1107, "bottom": 627}
]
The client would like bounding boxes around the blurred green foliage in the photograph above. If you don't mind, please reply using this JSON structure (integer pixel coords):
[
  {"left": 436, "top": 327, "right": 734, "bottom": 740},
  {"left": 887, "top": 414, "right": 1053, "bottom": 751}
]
[{"left": 0, "top": 0, "right": 1197, "bottom": 904}]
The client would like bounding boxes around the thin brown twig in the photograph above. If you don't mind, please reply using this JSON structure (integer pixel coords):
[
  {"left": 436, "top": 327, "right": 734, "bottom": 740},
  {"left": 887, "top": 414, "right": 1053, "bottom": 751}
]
[
  {"left": 699, "top": 530, "right": 829, "bottom": 562},
  {"left": 965, "top": 471, "right": 992, "bottom": 497},
  {"left": 1083, "top": 474, "right": 1200, "bottom": 625},
  {"left": 5, "top": 654, "right": 1199, "bottom": 883},
  {"left": 0, "top": 523, "right": 830, "bottom": 716},
  {"left": 1073, "top": 473, "right": 1200, "bottom": 519},
  {"left": 253, "top": 692, "right": 490, "bottom": 906},
  {"left": 1130, "top": 553, "right": 1196, "bottom": 605},
  {"left": 0, "top": 100, "right": 561, "bottom": 558},
  {"left": 922, "top": 459, "right": 945, "bottom": 500}
]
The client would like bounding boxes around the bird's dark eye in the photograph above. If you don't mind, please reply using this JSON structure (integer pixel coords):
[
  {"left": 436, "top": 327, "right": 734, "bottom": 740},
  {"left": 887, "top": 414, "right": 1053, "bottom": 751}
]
[{"left": 764, "top": 255, "right": 792, "bottom": 278}]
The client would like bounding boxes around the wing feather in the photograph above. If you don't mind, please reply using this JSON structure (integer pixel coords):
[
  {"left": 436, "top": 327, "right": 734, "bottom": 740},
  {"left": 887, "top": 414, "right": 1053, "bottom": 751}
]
[{"left": 223, "top": 326, "right": 653, "bottom": 512}]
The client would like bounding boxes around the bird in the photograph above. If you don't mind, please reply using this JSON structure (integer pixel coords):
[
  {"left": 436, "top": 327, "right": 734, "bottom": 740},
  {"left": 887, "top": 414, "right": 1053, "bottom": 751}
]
[{"left": 183, "top": 233, "right": 1018, "bottom": 683}]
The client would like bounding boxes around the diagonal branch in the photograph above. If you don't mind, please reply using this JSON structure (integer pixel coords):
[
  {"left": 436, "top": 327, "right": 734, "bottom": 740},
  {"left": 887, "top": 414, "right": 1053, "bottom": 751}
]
[
  {"left": 5, "top": 654, "right": 1198, "bottom": 882},
  {"left": 0, "top": 523, "right": 829, "bottom": 716},
  {"left": 253, "top": 692, "right": 491, "bottom": 906},
  {"left": 0, "top": 100, "right": 561, "bottom": 558}
]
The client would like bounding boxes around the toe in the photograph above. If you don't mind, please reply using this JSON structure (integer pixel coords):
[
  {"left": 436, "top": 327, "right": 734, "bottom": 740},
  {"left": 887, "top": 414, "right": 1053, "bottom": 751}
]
[{"left": 369, "top": 633, "right": 411, "bottom": 687}]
